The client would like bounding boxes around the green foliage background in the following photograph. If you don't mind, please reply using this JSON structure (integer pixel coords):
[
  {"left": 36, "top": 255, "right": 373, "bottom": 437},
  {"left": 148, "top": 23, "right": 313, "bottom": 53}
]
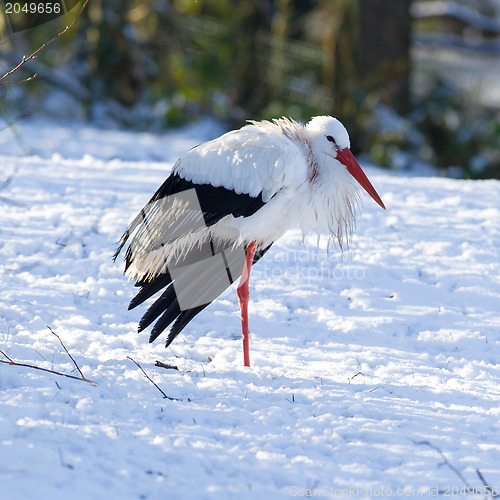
[{"left": 1, "top": 0, "right": 499, "bottom": 178}]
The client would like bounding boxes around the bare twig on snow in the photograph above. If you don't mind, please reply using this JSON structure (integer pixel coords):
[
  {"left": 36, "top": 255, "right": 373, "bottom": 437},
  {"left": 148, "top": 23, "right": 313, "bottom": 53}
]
[
  {"left": 155, "top": 360, "right": 179, "bottom": 371},
  {"left": 47, "top": 326, "right": 85, "bottom": 380},
  {"left": 0, "top": 326, "right": 97, "bottom": 386},
  {"left": 477, "top": 469, "right": 499, "bottom": 497},
  {"left": 127, "top": 356, "right": 179, "bottom": 401},
  {"left": 415, "top": 440, "right": 472, "bottom": 489}
]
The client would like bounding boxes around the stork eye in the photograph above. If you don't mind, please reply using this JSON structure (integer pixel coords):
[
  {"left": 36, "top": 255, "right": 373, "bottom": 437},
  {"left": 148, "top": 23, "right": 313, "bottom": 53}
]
[{"left": 326, "top": 135, "right": 338, "bottom": 148}]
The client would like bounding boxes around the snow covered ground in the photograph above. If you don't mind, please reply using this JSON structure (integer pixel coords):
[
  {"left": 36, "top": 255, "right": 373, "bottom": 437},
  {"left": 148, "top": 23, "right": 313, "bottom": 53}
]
[{"left": 1, "top": 118, "right": 499, "bottom": 500}]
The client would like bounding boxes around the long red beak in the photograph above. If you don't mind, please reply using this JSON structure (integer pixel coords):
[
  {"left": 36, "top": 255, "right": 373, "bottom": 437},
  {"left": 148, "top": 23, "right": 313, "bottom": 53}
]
[{"left": 336, "top": 148, "right": 386, "bottom": 210}]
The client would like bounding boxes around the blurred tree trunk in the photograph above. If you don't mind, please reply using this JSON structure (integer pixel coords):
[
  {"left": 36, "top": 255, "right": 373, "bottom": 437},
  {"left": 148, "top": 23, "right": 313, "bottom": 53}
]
[
  {"left": 232, "top": 1, "right": 273, "bottom": 120},
  {"left": 358, "top": 0, "right": 412, "bottom": 114},
  {"left": 85, "top": 0, "right": 144, "bottom": 109}
]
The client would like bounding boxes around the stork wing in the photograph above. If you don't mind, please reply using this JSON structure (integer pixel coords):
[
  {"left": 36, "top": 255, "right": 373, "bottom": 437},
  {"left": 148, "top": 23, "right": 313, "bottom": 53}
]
[
  {"left": 115, "top": 176, "right": 272, "bottom": 345},
  {"left": 174, "top": 121, "right": 309, "bottom": 202},
  {"left": 115, "top": 174, "right": 267, "bottom": 278}
]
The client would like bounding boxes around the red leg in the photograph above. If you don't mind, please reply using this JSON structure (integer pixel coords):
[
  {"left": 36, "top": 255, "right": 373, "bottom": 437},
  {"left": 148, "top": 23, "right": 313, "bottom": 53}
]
[{"left": 237, "top": 241, "right": 257, "bottom": 367}]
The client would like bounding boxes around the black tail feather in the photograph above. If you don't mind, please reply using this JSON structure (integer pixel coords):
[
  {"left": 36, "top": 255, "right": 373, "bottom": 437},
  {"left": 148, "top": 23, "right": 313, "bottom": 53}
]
[
  {"left": 164, "top": 305, "right": 209, "bottom": 348},
  {"left": 149, "top": 299, "right": 182, "bottom": 343},
  {"left": 114, "top": 171, "right": 275, "bottom": 349},
  {"left": 131, "top": 242, "right": 274, "bottom": 347},
  {"left": 129, "top": 273, "right": 172, "bottom": 310},
  {"left": 138, "top": 286, "right": 178, "bottom": 333}
]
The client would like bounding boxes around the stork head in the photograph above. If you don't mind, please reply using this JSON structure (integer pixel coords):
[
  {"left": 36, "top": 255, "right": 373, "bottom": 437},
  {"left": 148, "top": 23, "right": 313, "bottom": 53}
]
[{"left": 305, "top": 116, "right": 386, "bottom": 210}]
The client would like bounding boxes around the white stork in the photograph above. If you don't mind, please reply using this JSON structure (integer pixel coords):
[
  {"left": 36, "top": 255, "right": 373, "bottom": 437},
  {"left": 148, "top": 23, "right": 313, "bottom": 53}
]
[{"left": 115, "top": 116, "right": 385, "bottom": 366}]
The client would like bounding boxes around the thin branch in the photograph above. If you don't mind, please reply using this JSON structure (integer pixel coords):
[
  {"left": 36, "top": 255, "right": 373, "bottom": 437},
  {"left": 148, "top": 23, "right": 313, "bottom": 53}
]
[
  {"left": 0, "top": 350, "right": 97, "bottom": 386},
  {"left": 0, "top": 111, "right": 34, "bottom": 133},
  {"left": 348, "top": 371, "right": 364, "bottom": 383},
  {"left": 127, "top": 356, "right": 179, "bottom": 401},
  {"left": 0, "top": 74, "right": 44, "bottom": 85},
  {"left": 415, "top": 441, "right": 472, "bottom": 489},
  {"left": 0, "top": 98, "right": 29, "bottom": 153},
  {"left": 47, "top": 326, "right": 85, "bottom": 379},
  {"left": 0, "top": 350, "right": 14, "bottom": 363},
  {"left": 477, "top": 470, "right": 499, "bottom": 497},
  {"left": 0, "top": 0, "right": 89, "bottom": 85},
  {"left": 1, "top": 326, "right": 96, "bottom": 385}
]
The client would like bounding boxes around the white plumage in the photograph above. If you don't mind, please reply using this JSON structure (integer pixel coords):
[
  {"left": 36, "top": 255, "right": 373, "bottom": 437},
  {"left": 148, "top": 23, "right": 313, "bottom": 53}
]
[
  {"left": 115, "top": 115, "right": 385, "bottom": 364},
  {"left": 176, "top": 118, "right": 308, "bottom": 200}
]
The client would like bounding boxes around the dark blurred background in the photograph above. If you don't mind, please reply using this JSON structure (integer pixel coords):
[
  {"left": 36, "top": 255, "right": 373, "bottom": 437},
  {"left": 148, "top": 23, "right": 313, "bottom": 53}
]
[{"left": 1, "top": 0, "right": 500, "bottom": 178}]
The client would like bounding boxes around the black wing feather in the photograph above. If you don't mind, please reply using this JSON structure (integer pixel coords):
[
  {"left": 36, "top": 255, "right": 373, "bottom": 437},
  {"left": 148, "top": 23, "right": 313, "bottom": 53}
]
[
  {"left": 146, "top": 244, "right": 272, "bottom": 346},
  {"left": 164, "top": 305, "right": 209, "bottom": 347},
  {"left": 116, "top": 171, "right": 273, "bottom": 347},
  {"left": 128, "top": 272, "right": 172, "bottom": 310},
  {"left": 137, "top": 286, "right": 178, "bottom": 333},
  {"left": 152, "top": 174, "right": 267, "bottom": 226}
]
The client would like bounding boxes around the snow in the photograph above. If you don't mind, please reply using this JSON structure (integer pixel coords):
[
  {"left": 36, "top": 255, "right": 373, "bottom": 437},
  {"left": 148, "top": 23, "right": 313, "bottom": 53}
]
[
  {"left": 412, "top": 1, "right": 500, "bottom": 35},
  {"left": 1, "top": 118, "right": 499, "bottom": 499}
]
